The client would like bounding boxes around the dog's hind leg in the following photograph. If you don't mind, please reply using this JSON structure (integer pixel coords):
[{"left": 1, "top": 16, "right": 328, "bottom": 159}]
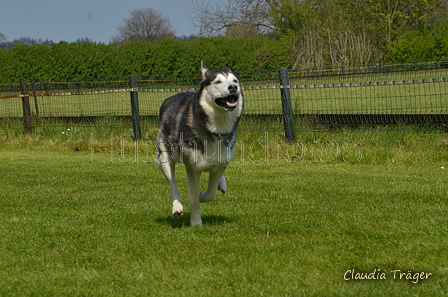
[
  {"left": 185, "top": 165, "right": 202, "bottom": 226},
  {"left": 200, "top": 167, "right": 227, "bottom": 203}
]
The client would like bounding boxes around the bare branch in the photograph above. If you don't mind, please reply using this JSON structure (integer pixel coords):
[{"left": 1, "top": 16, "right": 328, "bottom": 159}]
[{"left": 188, "top": 0, "right": 270, "bottom": 37}]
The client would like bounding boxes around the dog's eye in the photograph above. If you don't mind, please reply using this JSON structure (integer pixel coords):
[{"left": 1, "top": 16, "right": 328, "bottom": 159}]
[
  {"left": 233, "top": 79, "right": 239, "bottom": 84},
  {"left": 214, "top": 80, "right": 221, "bottom": 85}
]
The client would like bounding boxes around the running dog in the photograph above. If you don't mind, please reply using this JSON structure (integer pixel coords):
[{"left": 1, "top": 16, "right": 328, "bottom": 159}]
[{"left": 156, "top": 61, "right": 244, "bottom": 226}]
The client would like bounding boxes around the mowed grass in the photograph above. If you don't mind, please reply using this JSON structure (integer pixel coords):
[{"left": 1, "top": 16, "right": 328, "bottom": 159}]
[{"left": 1, "top": 128, "right": 448, "bottom": 296}]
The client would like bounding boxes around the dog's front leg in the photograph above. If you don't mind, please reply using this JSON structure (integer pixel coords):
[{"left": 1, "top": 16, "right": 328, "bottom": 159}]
[
  {"left": 200, "top": 166, "right": 227, "bottom": 202},
  {"left": 185, "top": 165, "right": 202, "bottom": 226}
]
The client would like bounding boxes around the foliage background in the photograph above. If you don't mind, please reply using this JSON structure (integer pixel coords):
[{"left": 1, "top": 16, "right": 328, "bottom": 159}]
[
  {"left": 1, "top": 0, "right": 448, "bottom": 83},
  {"left": 1, "top": 30, "right": 448, "bottom": 83}
]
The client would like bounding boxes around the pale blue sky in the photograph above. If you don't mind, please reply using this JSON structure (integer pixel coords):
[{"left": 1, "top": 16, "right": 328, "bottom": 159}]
[{"left": 1, "top": 0, "right": 199, "bottom": 43}]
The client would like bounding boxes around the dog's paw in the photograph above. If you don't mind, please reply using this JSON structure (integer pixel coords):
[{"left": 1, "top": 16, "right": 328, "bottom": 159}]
[
  {"left": 172, "top": 210, "right": 183, "bottom": 218},
  {"left": 190, "top": 217, "right": 203, "bottom": 227},
  {"left": 218, "top": 176, "right": 227, "bottom": 193},
  {"left": 199, "top": 191, "right": 215, "bottom": 203},
  {"left": 172, "top": 201, "right": 183, "bottom": 218}
]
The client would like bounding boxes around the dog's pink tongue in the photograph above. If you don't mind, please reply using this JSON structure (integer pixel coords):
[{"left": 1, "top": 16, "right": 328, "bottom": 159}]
[{"left": 227, "top": 101, "right": 237, "bottom": 107}]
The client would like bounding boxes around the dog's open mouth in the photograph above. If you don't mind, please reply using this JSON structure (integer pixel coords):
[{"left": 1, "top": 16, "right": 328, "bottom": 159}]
[{"left": 215, "top": 95, "right": 239, "bottom": 110}]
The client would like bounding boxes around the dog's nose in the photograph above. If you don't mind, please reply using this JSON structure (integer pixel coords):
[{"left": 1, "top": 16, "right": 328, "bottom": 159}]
[{"left": 228, "top": 84, "right": 238, "bottom": 93}]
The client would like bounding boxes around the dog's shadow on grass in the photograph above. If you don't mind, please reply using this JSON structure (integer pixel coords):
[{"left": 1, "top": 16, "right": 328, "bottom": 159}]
[{"left": 156, "top": 214, "right": 233, "bottom": 228}]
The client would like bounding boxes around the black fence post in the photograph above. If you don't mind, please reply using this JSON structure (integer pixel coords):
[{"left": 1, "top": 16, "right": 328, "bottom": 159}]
[
  {"left": 30, "top": 78, "right": 40, "bottom": 121},
  {"left": 20, "top": 82, "right": 32, "bottom": 133},
  {"left": 278, "top": 68, "right": 295, "bottom": 141},
  {"left": 129, "top": 75, "right": 141, "bottom": 141}
]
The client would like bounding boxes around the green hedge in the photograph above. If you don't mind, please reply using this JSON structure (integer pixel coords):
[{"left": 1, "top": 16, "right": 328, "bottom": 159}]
[
  {"left": 0, "top": 37, "right": 291, "bottom": 83},
  {"left": 3, "top": 31, "right": 448, "bottom": 84}
]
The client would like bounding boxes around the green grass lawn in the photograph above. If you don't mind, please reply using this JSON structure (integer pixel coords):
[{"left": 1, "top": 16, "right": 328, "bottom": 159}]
[{"left": 0, "top": 128, "right": 447, "bottom": 296}]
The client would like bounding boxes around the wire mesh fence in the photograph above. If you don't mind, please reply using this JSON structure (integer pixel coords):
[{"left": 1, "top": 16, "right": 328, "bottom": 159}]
[{"left": 1, "top": 60, "right": 447, "bottom": 134}]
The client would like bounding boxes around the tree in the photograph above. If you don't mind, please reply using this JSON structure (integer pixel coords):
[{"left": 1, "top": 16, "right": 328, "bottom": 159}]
[
  {"left": 357, "top": 0, "right": 438, "bottom": 45},
  {"left": 266, "top": 0, "right": 441, "bottom": 66},
  {"left": 432, "top": 0, "right": 448, "bottom": 21},
  {"left": 111, "top": 8, "right": 176, "bottom": 44},
  {"left": 267, "top": 0, "right": 376, "bottom": 67},
  {"left": 266, "top": 0, "right": 313, "bottom": 36},
  {"left": 188, "top": 0, "right": 270, "bottom": 37},
  {"left": 0, "top": 36, "right": 53, "bottom": 50},
  {"left": 75, "top": 38, "right": 94, "bottom": 44}
]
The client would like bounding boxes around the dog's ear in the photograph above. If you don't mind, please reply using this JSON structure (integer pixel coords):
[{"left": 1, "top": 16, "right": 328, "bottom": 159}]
[
  {"left": 223, "top": 67, "right": 232, "bottom": 74},
  {"left": 201, "top": 61, "right": 211, "bottom": 79}
]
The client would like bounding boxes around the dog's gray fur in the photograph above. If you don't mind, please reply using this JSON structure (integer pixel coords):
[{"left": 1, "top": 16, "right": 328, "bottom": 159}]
[{"left": 155, "top": 61, "right": 244, "bottom": 226}]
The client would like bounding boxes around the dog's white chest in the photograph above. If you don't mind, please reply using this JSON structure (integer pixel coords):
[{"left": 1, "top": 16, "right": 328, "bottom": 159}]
[{"left": 186, "top": 139, "right": 236, "bottom": 172}]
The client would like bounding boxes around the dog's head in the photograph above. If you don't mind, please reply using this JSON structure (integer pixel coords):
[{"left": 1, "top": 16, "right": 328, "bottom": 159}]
[{"left": 199, "top": 61, "right": 243, "bottom": 112}]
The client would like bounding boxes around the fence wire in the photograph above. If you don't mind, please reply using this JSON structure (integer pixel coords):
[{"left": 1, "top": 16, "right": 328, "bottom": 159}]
[{"left": 1, "top": 61, "right": 447, "bottom": 132}]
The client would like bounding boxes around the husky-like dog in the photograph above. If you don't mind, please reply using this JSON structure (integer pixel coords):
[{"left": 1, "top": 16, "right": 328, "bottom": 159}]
[{"left": 155, "top": 61, "right": 244, "bottom": 226}]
